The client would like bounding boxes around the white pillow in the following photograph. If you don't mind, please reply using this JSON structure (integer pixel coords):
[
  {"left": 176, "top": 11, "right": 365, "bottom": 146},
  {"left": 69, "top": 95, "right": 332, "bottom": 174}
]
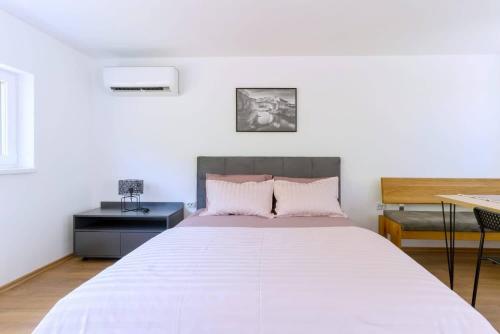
[
  {"left": 201, "top": 179, "right": 274, "bottom": 218},
  {"left": 274, "top": 177, "right": 345, "bottom": 217}
]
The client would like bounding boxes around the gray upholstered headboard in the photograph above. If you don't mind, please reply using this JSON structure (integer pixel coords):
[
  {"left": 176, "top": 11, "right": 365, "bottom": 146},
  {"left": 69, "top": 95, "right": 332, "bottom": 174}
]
[{"left": 197, "top": 156, "right": 341, "bottom": 209}]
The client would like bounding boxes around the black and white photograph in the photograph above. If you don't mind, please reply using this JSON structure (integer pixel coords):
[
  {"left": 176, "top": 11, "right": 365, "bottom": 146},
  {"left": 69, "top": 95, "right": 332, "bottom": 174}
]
[{"left": 236, "top": 88, "right": 297, "bottom": 132}]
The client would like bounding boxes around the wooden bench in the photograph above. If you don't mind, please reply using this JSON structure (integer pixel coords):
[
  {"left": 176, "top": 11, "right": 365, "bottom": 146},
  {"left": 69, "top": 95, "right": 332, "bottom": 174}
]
[{"left": 378, "top": 178, "right": 500, "bottom": 248}]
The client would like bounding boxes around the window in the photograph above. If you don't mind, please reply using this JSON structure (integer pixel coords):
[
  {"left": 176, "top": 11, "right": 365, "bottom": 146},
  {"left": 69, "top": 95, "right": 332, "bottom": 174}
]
[
  {"left": 0, "top": 65, "right": 34, "bottom": 173},
  {"left": 0, "top": 69, "right": 18, "bottom": 167}
]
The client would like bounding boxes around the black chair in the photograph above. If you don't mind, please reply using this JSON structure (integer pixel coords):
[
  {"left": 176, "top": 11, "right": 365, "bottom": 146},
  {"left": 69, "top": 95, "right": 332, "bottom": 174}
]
[{"left": 472, "top": 207, "right": 500, "bottom": 307}]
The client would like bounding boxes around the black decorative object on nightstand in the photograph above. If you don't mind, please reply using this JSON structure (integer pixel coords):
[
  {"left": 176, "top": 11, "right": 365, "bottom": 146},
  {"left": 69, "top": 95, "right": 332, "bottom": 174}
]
[
  {"left": 73, "top": 202, "right": 184, "bottom": 258},
  {"left": 119, "top": 179, "right": 144, "bottom": 212}
]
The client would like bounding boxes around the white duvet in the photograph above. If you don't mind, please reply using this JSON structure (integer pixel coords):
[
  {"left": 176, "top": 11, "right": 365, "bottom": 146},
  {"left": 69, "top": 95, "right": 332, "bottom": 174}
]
[{"left": 34, "top": 226, "right": 497, "bottom": 334}]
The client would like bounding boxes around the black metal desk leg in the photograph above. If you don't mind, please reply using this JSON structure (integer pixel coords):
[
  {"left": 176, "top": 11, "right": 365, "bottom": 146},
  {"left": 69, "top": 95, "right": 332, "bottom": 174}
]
[{"left": 441, "top": 201, "right": 456, "bottom": 290}]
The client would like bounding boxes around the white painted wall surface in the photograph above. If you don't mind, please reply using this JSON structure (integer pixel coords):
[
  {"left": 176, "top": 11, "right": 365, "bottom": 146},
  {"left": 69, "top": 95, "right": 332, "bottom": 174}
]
[
  {"left": 3, "top": 7, "right": 500, "bottom": 285},
  {"left": 92, "top": 56, "right": 500, "bottom": 235},
  {"left": 0, "top": 10, "right": 94, "bottom": 286}
]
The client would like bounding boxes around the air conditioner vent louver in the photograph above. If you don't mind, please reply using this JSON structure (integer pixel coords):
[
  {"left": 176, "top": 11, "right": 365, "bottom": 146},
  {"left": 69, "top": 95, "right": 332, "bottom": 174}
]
[
  {"left": 103, "top": 67, "right": 179, "bottom": 96},
  {"left": 111, "top": 87, "right": 171, "bottom": 92}
]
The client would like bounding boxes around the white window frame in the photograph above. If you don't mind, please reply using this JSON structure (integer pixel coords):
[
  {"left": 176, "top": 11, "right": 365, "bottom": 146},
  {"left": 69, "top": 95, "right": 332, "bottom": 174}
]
[{"left": 0, "top": 68, "right": 18, "bottom": 168}]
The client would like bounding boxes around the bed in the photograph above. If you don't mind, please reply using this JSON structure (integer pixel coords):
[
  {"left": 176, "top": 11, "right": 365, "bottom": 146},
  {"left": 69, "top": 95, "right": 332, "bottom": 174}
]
[{"left": 34, "top": 157, "right": 497, "bottom": 334}]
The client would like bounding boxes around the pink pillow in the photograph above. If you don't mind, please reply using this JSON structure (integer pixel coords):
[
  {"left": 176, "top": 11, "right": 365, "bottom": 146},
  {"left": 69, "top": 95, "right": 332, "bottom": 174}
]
[
  {"left": 273, "top": 176, "right": 325, "bottom": 183},
  {"left": 205, "top": 174, "right": 273, "bottom": 208},
  {"left": 201, "top": 179, "right": 274, "bottom": 218},
  {"left": 271, "top": 177, "right": 329, "bottom": 212},
  {"left": 207, "top": 173, "right": 272, "bottom": 183},
  {"left": 274, "top": 177, "right": 345, "bottom": 217}
]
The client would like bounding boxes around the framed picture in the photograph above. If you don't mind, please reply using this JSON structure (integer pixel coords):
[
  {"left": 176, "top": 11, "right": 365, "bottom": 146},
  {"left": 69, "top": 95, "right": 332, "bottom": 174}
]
[{"left": 236, "top": 88, "right": 297, "bottom": 132}]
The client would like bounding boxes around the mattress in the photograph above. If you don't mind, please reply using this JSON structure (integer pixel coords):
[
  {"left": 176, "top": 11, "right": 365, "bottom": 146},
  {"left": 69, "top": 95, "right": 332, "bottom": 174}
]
[{"left": 34, "top": 215, "right": 497, "bottom": 334}]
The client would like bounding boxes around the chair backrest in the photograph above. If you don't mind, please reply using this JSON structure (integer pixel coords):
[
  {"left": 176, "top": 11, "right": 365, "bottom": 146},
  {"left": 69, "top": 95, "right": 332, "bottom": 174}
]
[
  {"left": 474, "top": 207, "right": 500, "bottom": 232},
  {"left": 381, "top": 178, "right": 500, "bottom": 204}
]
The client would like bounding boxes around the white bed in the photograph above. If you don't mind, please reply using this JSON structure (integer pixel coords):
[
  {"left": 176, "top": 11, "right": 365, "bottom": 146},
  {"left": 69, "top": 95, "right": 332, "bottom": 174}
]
[{"left": 34, "top": 217, "right": 497, "bottom": 334}]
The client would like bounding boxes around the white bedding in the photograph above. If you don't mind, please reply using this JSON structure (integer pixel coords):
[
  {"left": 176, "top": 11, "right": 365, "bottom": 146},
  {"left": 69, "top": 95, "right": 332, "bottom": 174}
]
[{"left": 34, "top": 226, "right": 496, "bottom": 334}]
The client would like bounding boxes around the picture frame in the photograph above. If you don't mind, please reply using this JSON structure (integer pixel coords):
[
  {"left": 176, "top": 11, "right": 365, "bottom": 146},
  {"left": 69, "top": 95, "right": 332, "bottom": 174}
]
[{"left": 236, "top": 88, "right": 297, "bottom": 132}]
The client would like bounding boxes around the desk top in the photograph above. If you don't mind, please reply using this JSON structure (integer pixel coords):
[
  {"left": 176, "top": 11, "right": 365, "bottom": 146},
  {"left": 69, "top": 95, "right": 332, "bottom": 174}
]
[
  {"left": 74, "top": 202, "right": 184, "bottom": 218},
  {"left": 435, "top": 195, "right": 500, "bottom": 214}
]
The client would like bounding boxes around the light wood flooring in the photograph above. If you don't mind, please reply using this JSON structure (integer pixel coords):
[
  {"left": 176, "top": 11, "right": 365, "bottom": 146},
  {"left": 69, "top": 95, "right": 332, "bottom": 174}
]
[
  {"left": 1, "top": 249, "right": 500, "bottom": 333},
  {"left": 408, "top": 248, "right": 500, "bottom": 330},
  {"left": 0, "top": 258, "right": 114, "bottom": 333}
]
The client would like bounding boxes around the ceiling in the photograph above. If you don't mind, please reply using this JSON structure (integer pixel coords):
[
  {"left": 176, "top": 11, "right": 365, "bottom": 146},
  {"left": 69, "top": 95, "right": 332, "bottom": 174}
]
[{"left": 1, "top": 0, "right": 499, "bottom": 58}]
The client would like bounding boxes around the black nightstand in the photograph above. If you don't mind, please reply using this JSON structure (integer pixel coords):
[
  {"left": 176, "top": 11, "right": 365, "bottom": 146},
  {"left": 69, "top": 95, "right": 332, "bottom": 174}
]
[{"left": 73, "top": 202, "right": 184, "bottom": 258}]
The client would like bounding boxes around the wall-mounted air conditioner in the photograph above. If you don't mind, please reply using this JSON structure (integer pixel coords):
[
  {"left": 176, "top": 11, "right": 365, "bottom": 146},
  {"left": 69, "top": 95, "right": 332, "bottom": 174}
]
[{"left": 103, "top": 66, "right": 179, "bottom": 96}]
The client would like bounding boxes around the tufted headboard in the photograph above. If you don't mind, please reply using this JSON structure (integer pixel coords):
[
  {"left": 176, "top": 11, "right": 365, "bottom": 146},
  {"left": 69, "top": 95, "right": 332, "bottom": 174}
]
[{"left": 196, "top": 156, "right": 341, "bottom": 209}]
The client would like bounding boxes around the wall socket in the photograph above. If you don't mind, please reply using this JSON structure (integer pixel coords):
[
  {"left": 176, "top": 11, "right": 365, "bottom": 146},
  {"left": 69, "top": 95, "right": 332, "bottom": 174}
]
[{"left": 186, "top": 202, "right": 197, "bottom": 209}]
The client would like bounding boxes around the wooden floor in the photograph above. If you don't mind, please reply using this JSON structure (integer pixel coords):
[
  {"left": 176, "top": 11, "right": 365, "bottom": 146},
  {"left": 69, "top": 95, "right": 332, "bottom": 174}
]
[
  {"left": 0, "top": 258, "right": 114, "bottom": 333},
  {"left": 408, "top": 248, "right": 500, "bottom": 330},
  {"left": 1, "top": 250, "right": 500, "bottom": 333}
]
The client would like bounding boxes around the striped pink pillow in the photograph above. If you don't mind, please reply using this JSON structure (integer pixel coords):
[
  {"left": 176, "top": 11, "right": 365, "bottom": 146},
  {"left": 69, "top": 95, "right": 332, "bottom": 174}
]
[
  {"left": 274, "top": 177, "right": 344, "bottom": 217},
  {"left": 201, "top": 180, "right": 274, "bottom": 218},
  {"left": 205, "top": 174, "right": 272, "bottom": 207}
]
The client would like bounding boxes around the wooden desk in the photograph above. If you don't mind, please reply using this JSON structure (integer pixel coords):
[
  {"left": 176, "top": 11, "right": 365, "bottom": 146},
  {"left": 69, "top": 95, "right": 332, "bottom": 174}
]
[
  {"left": 436, "top": 195, "right": 500, "bottom": 214},
  {"left": 436, "top": 194, "right": 500, "bottom": 290}
]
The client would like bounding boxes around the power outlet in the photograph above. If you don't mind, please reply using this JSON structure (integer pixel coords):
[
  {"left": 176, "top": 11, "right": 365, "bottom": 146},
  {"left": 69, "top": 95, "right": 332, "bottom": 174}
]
[
  {"left": 186, "top": 202, "right": 197, "bottom": 209},
  {"left": 376, "top": 203, "right": 386, "bottom": 211}
]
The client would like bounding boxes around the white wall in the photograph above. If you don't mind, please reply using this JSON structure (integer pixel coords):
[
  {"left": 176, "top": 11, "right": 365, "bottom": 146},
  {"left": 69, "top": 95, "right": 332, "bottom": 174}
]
[
  {"left": 1, "top": 15, "right": 499, "bottom": 286},
  {"left": 93, "top": 56, "right": 500, "bottom": 233},
  {"left": 0, "top": 10, "right": 94, "bottom": 286}
]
